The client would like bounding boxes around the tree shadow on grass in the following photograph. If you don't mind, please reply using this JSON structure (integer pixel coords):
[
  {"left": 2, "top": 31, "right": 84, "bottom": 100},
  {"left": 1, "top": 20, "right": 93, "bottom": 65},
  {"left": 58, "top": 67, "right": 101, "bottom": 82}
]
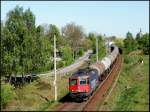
[
  {"left": 59, "top": 93, "right": 73, "bottom": 103},
  {"left": 59, "top": 93, "right": 83, "bottom": 103}
]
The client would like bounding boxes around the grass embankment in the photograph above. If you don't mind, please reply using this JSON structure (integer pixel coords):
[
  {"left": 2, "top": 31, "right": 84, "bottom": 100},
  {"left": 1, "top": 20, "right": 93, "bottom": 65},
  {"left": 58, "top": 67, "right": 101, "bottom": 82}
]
[
  {"left": 2, "top": 61, "right": 90, "bottom": 111},
  {"left": 99, "top": 54, "right": 149, "bottom": 111},
  {"left": 2, "top": 51, "right": 106, "bottom": 111},
  {"left": 2, "top": 74, "right": 71, "bottom": 111}
]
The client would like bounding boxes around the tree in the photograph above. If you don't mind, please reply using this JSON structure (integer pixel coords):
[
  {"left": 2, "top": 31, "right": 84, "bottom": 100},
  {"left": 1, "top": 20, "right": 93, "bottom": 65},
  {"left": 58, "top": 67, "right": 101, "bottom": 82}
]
[
  {"left": 37, "top": 25, "right": 44, "bottom": 37},
  {"left": 107, "top": 36, "right": 116, "bottom": 41},
  {"left": 60, "top": 46, "right": 73, "bottom": 66},
  {"left": 87, "top": 33, "right": 96, "bottom": 53},
  {"left": 2, "top": 6, "right": 39, "bottom": 76},
  {"left": 140, "top": 33, "right": 149, "bottom": 54},
  {"left": 62, "top": 22, "right": 85, "bottom": 60},
  {"left": 81, "top": 38, "right": 92, "bottom": 51},
  {"left": 87, "top": 33, "right": 106, "bottom": 60},
  {"left": 136, "top": 31, "right": 142, "bottom": 49},
  {"left": 23, "top": 8, "right": 36, "bottom": 33},
  {"left": 1, "top": 26, "right": 16, "bottom": 76},
  {"left": 46, "top": 24, "right": 62, "bottom": 48},
  {"left": 124, "top": 32, "right": 137, "bottom": 53},
  {"left": 114, "top": 38, "right": 124, "bottom": 49},
  {"left": 97, "top": 34, "right": 106, "bottom": 59}
]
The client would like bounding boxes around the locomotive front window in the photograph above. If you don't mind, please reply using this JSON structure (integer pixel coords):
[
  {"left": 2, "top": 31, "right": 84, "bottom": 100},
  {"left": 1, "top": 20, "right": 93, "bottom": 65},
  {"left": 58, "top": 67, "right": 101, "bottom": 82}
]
[
  {"left": 80, "top": 79, "right": 86, "bottom": 85},
  {"left": 70, "top": 79, "right": 77, "bottom": 85}
]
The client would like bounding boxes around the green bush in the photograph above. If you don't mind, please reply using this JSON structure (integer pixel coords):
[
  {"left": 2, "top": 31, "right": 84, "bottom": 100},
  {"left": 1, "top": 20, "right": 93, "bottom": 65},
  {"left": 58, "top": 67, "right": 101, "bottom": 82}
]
[
  {"left": 124, "top": 56, "right": 130, "bottom": 64},
  {"left": 90, "top": 54, "right": 96, "bottom": 64},
  {"left": 78, "top": 49, "right": 84, "bottom": 57},
  {"left": 65, "top": 60, "right": 72, "bottom": 66},
  {"left": 1, "top": 83, "right": 15, "bottom": 109},
  {"left": 57, "top": 61, "right": 65, "bottom": 68},
  {"left": 60, "top": 46, "right": 73, "bottom": 66}
]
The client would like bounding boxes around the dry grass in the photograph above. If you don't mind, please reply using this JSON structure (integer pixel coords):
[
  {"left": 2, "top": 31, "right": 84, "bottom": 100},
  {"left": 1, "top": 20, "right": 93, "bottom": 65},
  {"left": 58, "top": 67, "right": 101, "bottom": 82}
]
[
  {"left": 3, "top": 61, "right": 89, "bottom": 111},
  {"left": 99, "top": 55, "right": 149, "bottom": 111},
  {"left": 3, "top": 74, "right": 69, "bottom": 111}
]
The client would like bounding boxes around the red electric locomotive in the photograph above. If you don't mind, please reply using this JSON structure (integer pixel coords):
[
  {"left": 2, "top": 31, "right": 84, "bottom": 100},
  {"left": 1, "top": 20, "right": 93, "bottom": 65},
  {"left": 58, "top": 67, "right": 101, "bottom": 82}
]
[
  {"left": 69, "top": 68, "right": 99, "bottom": 101},
  {"left": 69, "top": 44, "right": 121, "bottom": 102}
]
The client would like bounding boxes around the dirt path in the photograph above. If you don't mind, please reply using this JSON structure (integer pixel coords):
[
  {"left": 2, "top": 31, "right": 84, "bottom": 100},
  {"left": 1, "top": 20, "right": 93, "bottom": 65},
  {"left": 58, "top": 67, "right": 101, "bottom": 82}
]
[{"left": 38, "top": 50, "right": 92, "bottom": 77}]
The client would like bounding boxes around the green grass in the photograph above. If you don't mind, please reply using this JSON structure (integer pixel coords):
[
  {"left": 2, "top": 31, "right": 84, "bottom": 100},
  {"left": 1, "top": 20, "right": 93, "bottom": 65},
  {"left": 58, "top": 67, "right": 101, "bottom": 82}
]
[
  {"left": 100, "top": 54, "right": 149, "bottom": 111},
  {"left": 2, "top": 61, "right": 90, "bottom": 111},
  {"left": 2, "top": 75, "right": 69, "bottom": 111}
]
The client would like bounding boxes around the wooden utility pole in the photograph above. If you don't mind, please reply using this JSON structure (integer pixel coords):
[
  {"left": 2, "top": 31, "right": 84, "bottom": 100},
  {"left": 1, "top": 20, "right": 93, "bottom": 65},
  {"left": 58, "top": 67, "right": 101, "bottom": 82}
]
[{"left": 54, "top": 35, "right": 57, "bottom": 101}]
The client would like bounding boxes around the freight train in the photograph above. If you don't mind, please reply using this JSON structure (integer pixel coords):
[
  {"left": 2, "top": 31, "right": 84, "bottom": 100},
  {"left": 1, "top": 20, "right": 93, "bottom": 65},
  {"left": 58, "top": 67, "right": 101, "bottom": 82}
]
[{"left": 69, "top": 43, "right": 122, "bottom": 101}]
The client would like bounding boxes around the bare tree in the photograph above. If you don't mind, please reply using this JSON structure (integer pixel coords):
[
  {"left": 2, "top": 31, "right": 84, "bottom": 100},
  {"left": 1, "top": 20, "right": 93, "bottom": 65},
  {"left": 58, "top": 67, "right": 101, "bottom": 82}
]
[{"left": 62, "top": 22, "right": 85, "bottom": 60}]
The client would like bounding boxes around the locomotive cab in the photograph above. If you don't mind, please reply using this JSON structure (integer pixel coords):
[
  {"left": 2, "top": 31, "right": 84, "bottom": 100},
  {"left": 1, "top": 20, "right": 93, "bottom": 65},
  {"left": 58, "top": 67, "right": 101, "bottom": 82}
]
[
  {"left": 69, "top": 76, "right": 90, "bottom": 93},
  {"left": 69, "top": 69, "right": 91, "bottom": 101},
  {"left": 69, "top": 78, "right": 78, "bottom": 92},
  {"left": 78, "top": 76, "right": 90, "bottom": 93},
  {"left": 69, "top": 68, "right": 99, "bottom": 101}
]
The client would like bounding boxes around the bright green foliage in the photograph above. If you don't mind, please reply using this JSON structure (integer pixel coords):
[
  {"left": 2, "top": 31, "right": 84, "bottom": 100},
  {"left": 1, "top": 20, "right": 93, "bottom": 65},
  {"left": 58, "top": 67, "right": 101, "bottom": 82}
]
[
  {"left": 137, "top": 33, "right": 149, "bottom": 55},
  {"left": 47, "top": 24, "right": 62, "bottom": 47},
  {"left": 97, "top": 35, "right": 106, "bottom": 59},
  {"left": 77, "top": 48, "right": 84, "bottom": 57},
  {"left": 114, "top": 38, "right": 124, "bottom": 49},
  {"left": 141, "top": 33, "right": 149, "bottom": 54},
  {"left": 87, "top": 33, "right": 106, "bottom": 61},
  {"left": 136, "top": 32, "right": 142, "bottom": 49},
  {"left": 123, "top": 31, "right": 149, "bottom": 55},
  {"left": 60, "top": 46, "right": 73, "bottom": 66},
  {"left": 23, "top": 8, "right": 36, "bottom": 33},
  {"left": 124, "top": 32, "right": 137, "bottom": 53},
  {"left": 2, "top": 6, "right": 87, "bottom": 76},
  {"left": 1, "top": 83, "right": 15, "bottom": 108},
  {"left": 87, "top": 33, "right": 96, "bottom": 53},
  {"left": 1, "top": 6, "right": 37, "bottom": 75},
  {"left": 1, "top": 6, "right": 53, "bottom": 76},
  {"left": 1, "top": 26, "right": 16, "bottom": 76}
]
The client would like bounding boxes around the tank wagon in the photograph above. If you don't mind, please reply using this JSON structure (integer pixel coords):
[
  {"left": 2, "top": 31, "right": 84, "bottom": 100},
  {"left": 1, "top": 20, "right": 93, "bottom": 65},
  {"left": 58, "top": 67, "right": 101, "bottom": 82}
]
[{"left": 69, "top": 43, "right": 120, "bottom": 101}]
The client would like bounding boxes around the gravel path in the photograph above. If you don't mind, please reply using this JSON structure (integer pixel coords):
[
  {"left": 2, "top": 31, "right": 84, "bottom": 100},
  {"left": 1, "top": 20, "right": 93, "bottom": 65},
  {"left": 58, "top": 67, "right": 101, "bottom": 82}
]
[{"left": 38, "top": 50, "right": 92, "bottom": 77}]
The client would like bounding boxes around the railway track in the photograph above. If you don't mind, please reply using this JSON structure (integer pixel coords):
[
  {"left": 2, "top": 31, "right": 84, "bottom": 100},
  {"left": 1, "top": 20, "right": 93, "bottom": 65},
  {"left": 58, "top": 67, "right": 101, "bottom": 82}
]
[{"left": 56, "top": 54, "right": 122, "bottom": 111}]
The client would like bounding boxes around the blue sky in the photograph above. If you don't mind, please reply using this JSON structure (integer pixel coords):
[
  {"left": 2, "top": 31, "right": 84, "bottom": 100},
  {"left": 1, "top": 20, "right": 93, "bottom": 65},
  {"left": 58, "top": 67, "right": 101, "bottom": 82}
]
[{"left": 1, "top": 1, "right": 149, "bottom": 38}]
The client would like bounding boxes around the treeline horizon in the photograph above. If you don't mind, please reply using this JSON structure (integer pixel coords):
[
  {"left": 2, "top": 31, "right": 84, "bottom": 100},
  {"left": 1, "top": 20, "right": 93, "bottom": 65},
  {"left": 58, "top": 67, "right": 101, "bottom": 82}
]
[
  {"left": 1, "top": 5, "right": 149, "bottom": 77},
  {"left": 1, "top": 6, "right": 107, "bottom": 77}
]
